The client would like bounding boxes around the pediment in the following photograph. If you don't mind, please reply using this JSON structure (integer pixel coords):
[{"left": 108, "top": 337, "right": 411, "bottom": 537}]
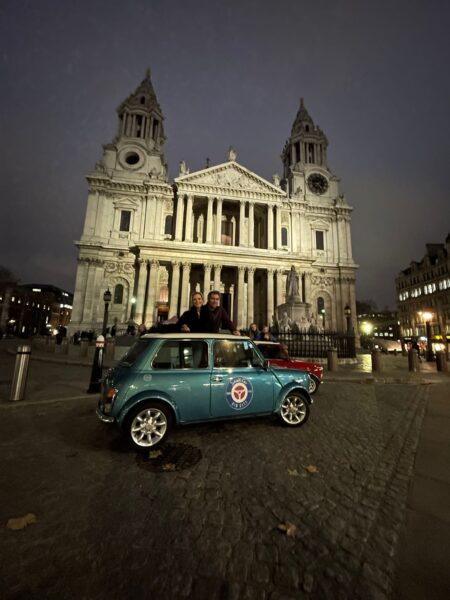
[
  {"left": 113, "top": 197, "right": 140, "bottom": 210},
  {"left": 175, "top": 161, "right": 286, "bottom": 199}
]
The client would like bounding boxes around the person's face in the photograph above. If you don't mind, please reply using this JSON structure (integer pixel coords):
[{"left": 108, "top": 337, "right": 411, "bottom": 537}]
[
  {"left": 192, "top": 293, "right": 203, "bottom": 308},
  {"left": 208, "top": 293, "right": 220, "bottom": 308},
  {"left": 263, "top": 326, "right": 269, "bottom": 334},
  {"left": 250, "top": 323, "right": 257, "bottom": 331}
]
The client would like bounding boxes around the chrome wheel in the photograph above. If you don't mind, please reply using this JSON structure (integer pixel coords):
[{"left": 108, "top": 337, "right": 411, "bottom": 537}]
[
  {"left": 308, "top": 376, "right": 318, "bottom": 395},
  {"left": 130, "top": 407, "right": 168, "bottom": 448},
  {"left": 280, "top": 393, "right": 309, "bottom": 426}
]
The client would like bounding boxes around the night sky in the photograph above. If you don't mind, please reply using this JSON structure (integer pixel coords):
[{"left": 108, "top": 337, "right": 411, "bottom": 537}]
[{"left": 1, "top": 0, "right": 449, "bottom": 309}]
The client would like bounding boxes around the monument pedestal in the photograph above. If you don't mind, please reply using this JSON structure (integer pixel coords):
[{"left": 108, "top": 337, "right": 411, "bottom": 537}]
[{"left": 277, "top": 299, "right": 312, "bottom": 332}]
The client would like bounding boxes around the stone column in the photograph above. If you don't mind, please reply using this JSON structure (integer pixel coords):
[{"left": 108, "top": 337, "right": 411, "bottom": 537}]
[
  {"left": 237, "top": 266, "right": 246, "bottom": 329},
  {"left": 213, "top": 264, "right": 222, "bottom": 291},
  {"left": 144, "top": 260, "right": 159, "bottom": 325},
  {"left": 276, "top": 205, "right": 282, "bottom": 249},
  {"left": 81, "top": 261, "right": 98, "bottom": 323},
  {"left": 175, "top": 194, "right": 184, "bottom": 241},
  {"left": 304, "top": 271, "right": 311, "bottom": 304},
  {"left": 267, "top": 268, "right": 274, "bottom": 326},
  {"left": 247, "top": 267, "right": 255, "bottom": 326},
  {"left": 215, "top": 197, "right": 223, "bottom": 244},
  {"left": 70, "top": 258, "right": 89, "bottom": 324},
  {"left": 203, "top": 263, "right": 212, "bottom": 295},
  {"left": 169, "top": 261, "right": 181, "bottom": 318},
  {"left": 275, "top": 269, "right": 283, "bottom": 308},
  {"left": 206, "top": 196, "right": 214, "bottom": 243},
  {"left": 248, "top": 202, "right": 255, "bottom": 248},
  {"left": 154, "top": 197, "right": 163, "bottom": 240},
  {"left": 267, "top": 204, "right": 274, "bottom": 250},
  {"left": 345, "top": 218, "right": 353, "bottom": 260},
  {"left": 179, "top": 262, "right": 191, "bottom": 314},
  {"left": 134, "top": 259, "right": 148, "bottom": 324},
  {"left": 185, "top": 195, "right": 194, "bottom": 242},
  {"left": 239, "top": 200, "right": 246, "bottom": 246}
]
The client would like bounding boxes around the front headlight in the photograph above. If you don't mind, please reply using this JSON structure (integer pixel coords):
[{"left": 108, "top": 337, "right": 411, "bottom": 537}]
[{"left": 103, "top": 387, "right": 118, "bottom": 414}]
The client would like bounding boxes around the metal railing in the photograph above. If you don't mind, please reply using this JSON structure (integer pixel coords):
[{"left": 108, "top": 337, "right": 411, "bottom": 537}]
[{"left": 243, "top": 330, "right": 356, "bottom": 359}]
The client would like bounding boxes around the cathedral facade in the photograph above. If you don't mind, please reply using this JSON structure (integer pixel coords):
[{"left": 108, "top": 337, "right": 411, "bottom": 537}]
[{"left": 69, "top": 71, "right": 358, "bottom": 333}]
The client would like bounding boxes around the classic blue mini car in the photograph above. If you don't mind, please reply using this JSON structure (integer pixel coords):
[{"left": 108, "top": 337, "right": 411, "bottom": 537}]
[{"left": 97, "top": 334, "right": 312, "bottom": 450}]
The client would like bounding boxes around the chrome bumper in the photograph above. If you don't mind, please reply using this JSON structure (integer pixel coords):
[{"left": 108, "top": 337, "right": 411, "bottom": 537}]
[{"left": 96, "top": 403, "right": 114, "bottom": 423}]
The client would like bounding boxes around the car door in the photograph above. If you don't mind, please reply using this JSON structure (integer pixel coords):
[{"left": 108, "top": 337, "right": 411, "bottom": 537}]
[
  {"left": 151, "top": 339, "right": 210, "bottom": 422},
  {"left": 210, "top": 339, "right": 274, "bottom": 418}
]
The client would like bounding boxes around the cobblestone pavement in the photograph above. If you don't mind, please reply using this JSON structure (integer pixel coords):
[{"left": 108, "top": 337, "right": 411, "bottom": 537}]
[{"left": 0, "top": 382, "right": 429, "bottom": 599}]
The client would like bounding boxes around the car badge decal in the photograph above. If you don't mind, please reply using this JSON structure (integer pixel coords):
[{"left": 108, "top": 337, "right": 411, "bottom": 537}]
[{"left": 225, "top": 377, "right": 253, "bottom": 410}]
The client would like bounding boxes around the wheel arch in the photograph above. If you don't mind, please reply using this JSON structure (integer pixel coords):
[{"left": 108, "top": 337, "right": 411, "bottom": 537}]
[
  {"left": 276, "top": 385, "right": 312, "bottom": 412},
  {"left": 118, "top": 392, "right": 179, "bottom": 428}
]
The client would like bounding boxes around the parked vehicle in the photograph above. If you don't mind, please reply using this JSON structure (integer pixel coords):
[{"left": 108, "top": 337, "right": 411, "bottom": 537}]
[
  {"left": 254, "top": 341, "right": 323, "bottom": 395},
  {"left": 97, "top": 334, "right": 312, "bottom": 450}
]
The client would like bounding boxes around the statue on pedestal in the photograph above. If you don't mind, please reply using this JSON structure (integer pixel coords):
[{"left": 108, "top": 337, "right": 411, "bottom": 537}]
[{"left": 286, "top": 266, "right": 300, "bottom": 300}]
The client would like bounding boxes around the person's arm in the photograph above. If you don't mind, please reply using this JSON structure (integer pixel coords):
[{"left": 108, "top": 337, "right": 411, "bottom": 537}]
[
  {"left": 220, "top": 307, "right": 240, "bottom": 336},
  {"left": 176, "top": 310, "right": 191, "bottom": 332}
]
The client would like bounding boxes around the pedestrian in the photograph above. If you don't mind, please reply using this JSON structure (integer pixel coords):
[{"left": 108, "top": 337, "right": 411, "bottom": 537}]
[
  {"left": 248, "top": 322, "right": 259, "bottom": 340},
  {"left": 177, "top": 291, "right": 204, "bottom": 333},
  {"left": 411, "top": 339, "right": 421, "bottom": 362},
  {"left": 138, "top": 323, "right": 147, "bottom": 337},
  {"left": 256, "top": 326, "right": 276, "bottom": 341},
  {"left": 199, "top": 290, "right": 240, "bottom": 335}
]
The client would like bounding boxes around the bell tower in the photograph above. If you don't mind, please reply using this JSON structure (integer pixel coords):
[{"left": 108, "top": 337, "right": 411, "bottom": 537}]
[
  {"left": 281, "top": 98, "right": 328, "bottom": 196},
  {"left": 99, "top": 69, "right": 168, "bottom": 181}
]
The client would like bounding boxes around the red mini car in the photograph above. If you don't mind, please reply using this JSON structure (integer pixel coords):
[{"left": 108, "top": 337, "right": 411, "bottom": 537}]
[{"left": 255, "top": 341, "right": 323, "bottom": 394}]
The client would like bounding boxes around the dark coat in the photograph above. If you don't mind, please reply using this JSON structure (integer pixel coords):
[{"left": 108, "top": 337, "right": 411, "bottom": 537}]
[
  {"left": 176, "top": 306, "right": 203, "bottom": 333},
  {"left": 200, "top": 305, "right": 236, "bottom": 333}
]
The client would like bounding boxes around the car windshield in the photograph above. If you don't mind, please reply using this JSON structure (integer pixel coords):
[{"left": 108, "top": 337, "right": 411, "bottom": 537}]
[
  {"left": 118, "top": 339, "right": 152, "bottom": 367},
  {"left": 258, "top": 344, "right": 289, "bottom": 360}
]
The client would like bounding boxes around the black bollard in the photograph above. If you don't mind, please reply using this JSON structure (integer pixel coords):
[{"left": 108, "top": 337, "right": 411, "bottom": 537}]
[
  {"left": 327, "top": 348, "right": 338, "bottom": 371},
  {"left": 408, "top": 349, "right": 419, "bottom": 372},
  {"left": 371, "top": 349, "right": 383, "bottom": 372},
  {"left": 87, "top": 335, "right": 105, "bottom": 394},
  {"left": 436, "top": 351, "right": 448, "bottom": 372}
]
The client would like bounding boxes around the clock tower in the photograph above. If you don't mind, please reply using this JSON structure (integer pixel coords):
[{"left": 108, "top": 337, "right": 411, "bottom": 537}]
[{"left": 281, "top": 98, "right": 330, "bottom": 199}]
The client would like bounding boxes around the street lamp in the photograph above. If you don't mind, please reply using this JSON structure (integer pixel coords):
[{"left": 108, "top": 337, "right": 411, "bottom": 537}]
[
  {"left": 422, "top": 311, "right": 434, "bottom": 362},
  {"left": 102, "top": 289, "right": 112, "bottom": 336},
  {"left": 344, "top": 305, "right": 352, "bottom": 333},
  {"left": 320, "top": 308, "right": 326, "bottom": 330}
]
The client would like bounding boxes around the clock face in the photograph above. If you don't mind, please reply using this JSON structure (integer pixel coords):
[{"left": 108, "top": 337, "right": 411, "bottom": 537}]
[{"left": 307, "top": 173, "right": 328, "bottom": 195}]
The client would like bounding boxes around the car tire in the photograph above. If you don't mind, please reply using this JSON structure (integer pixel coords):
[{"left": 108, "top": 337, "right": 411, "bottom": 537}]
[
  {"left": 308, "top": 375, "right": 320, "bottom": 395},
  {"left": 125, "top": 401, "right": 172, "bottom": 451},
  {"left": 279, "top": 392, "right": 310, "bottom": 427}
]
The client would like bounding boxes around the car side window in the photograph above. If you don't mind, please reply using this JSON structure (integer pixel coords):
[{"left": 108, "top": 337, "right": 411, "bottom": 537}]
[
  {"left": 152, "top": 340, "right": 209, "bottom": 369},
  {"left": 213, "top": 340, "right": 258, "bottom": 368}
]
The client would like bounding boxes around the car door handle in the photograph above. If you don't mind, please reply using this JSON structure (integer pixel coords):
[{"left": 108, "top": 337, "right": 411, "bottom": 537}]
[{"left": 211, "top": 375, "right": 224, "bottom": 383}]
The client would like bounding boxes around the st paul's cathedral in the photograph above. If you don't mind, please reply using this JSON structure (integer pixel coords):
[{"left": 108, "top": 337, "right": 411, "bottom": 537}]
[{"left": 69, "top": 71, "right": 358, "bottom": 333}]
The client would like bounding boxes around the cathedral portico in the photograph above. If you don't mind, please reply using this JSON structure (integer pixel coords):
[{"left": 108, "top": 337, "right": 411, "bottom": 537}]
[{"left": 70, "top": 72, "right": 358, "bottom": 336}]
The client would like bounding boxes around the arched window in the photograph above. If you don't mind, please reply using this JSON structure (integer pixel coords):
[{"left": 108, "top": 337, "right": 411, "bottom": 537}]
[
  {"left": 281, "top": 227, "right": 288, "bottom": 246},
  {"left": 317, "top": 297, "right": 325, "bottom": 329},
  {"left": 164, "top": 215, "right": 173, "bottom": 235},
  {"left": 114, "top": 284, "right": 124, "bottom": 304}
]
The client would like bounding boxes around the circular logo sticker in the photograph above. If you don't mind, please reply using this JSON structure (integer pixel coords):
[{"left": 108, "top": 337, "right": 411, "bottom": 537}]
[{"left": 226, "top": 377, "right": 253, "bottom": 411}]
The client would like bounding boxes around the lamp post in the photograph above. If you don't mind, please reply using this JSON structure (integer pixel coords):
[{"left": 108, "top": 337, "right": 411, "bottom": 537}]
[
  {"left": 320, "top": 308, "right": 326, "bottom": 331},
  {"left": 344, "top": 305, "right": 352, "bottom": 333},
  {"left": 102, "top": 289, "right": 112, "bottom": 336},
  {"left": 422, "top": 311, "right": 434, "bottom": 362}
]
